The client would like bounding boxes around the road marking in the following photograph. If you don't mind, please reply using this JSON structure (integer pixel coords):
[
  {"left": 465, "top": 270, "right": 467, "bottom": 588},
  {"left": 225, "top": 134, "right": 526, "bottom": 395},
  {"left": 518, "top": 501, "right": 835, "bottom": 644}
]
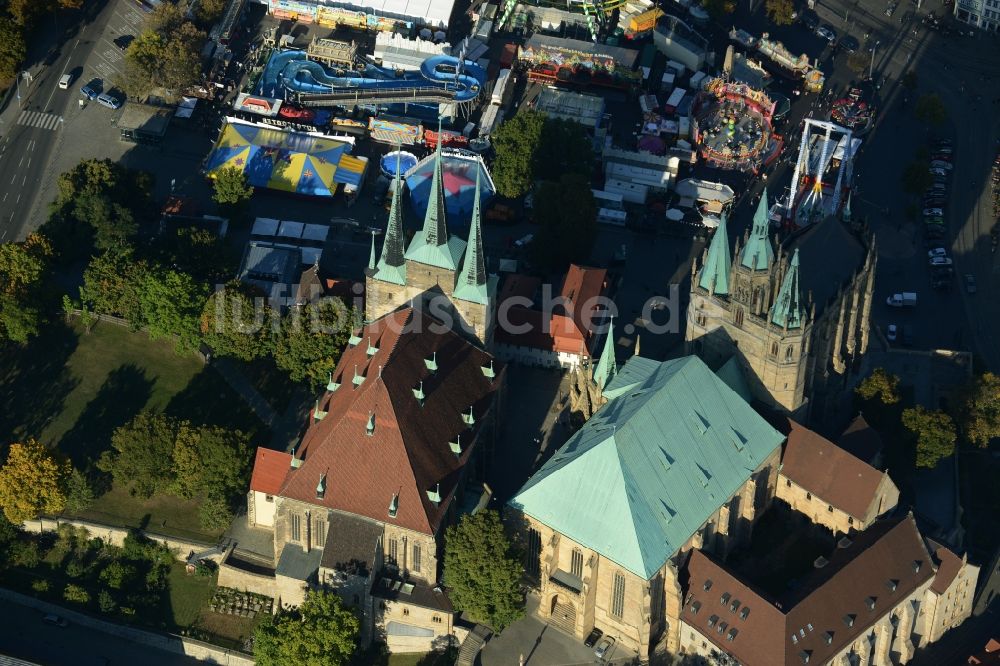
[
  {"left": 22, "top": 176, "right": 26, "bottom": 187},
  {"left": 2, "top": 193, "right": 6, "bottom": 201},
  {"left": 16, "top": 110, "right": 62, "bottom": 131},
  {"left": 9, "top": 175, "right": 15, "bottom": 184}
]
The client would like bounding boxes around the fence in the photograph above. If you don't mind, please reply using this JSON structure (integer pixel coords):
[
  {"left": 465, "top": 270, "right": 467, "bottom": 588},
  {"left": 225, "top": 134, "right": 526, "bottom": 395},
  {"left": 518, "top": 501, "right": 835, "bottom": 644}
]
[{"left": 65, "top": 309, "right": 209, "bottom": 362}]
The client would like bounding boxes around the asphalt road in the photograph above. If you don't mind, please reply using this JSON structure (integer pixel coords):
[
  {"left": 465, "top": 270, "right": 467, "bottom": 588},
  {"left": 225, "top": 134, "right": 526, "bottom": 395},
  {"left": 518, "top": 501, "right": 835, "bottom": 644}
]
[{"left": 0, "top": 599, "right": 201, "bottom": 665}]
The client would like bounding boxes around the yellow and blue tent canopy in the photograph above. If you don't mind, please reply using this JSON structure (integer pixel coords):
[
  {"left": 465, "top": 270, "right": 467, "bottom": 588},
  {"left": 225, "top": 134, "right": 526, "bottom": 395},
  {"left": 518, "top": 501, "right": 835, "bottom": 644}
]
[{"left": 205, "top": 123, "right": 365, "bottom": 197}]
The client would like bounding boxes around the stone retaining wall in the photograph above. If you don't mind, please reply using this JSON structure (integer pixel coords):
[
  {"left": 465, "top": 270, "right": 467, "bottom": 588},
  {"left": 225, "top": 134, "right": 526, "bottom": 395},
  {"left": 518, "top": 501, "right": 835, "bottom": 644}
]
[{"left": 0, "top": 588, "right": 254, "bottom": 665}]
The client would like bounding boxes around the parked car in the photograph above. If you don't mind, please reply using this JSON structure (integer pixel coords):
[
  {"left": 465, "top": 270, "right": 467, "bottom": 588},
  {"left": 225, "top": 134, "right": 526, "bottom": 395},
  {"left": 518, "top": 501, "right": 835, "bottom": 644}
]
[
  {"left": 113, "top": 34, "right": 135, "bottom": 51},
  {"left": 79, "top": 78, "right": 102, "bottom": 100},
  {"left": 902, "top": 325, "right": 914, "bottom": 346},
  {"left": 887, "top": 324, "right": 898, "bottom": 341},
  {"left": 929, "top": 256, "right": 953, "bottom": 267},
  {"left": 925, "top": 186, "right": 947, "bottom": 194},
  {"left": 514, "top": 234, "right": 534, "bottom": 248},
  {"left": 801, "top": 9, "right": 820, "bottom": 29},
  {"left": 585, "top": 628, "right": 604, "bottom": 648},
  {"left": 930, "top": 160, "right": 953, "bottom": 171},
  {"left": 885, "top": 1, "right": 897, "bottom": 16},
  {"left": 816, "top": 24, "right": 837, "bottom": 41},
  {"left": 929, "top": 168, "right": 948, "bottom": 177},
  {"left": 965, "top": 274, "right": 977, "bottom": 293},
  {"left": 923, "top": 208, "right": 944, "bottom": 217},
  {"left": 96, "top": 92, "right": 122, "bottom": 109},
  {"left": 928, "top": 248, "right": 948, "bottom": 258},
  {"left": 931, "top": 153, "right": 952, "bottom": 162},
  {"left": 923, "top": 198, "right": 946, "bottom": 207},
  {"left": 594, "top": 636, "right": 616, "bottom": 660},
  {"left": 840, "top": 35, "right": 860, "bottom": 52},
  {"left": 886, "top": 292, "right": 917, "bottom": 307},
  {"left": 932, "top": 176, "right": 949, "bottom": 185},
  {"left": 43, "top": 614, "right": 69, "bottom": 627}
]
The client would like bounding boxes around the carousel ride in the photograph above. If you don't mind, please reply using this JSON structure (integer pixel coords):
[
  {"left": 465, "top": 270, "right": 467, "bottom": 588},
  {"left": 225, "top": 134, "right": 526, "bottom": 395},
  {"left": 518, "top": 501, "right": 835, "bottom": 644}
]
[
  {"left": 830, "top": 87, "right": 875, "bottom": 134},
  {"left": 691, "top": 78, "right": 781, "bottom": 172}
]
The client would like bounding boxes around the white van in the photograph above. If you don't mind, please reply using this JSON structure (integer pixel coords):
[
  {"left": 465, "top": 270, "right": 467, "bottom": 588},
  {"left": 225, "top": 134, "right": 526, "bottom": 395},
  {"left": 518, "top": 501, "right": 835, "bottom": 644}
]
[{"left": 58, "top": 73, "right": 74, "bottom": 89}]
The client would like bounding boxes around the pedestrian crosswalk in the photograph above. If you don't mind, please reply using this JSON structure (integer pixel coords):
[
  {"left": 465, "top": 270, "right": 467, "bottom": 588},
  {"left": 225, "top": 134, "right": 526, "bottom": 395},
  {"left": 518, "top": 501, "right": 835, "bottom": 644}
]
[{"left": 16, "top": 110, "right": 62, "bottom": 131}]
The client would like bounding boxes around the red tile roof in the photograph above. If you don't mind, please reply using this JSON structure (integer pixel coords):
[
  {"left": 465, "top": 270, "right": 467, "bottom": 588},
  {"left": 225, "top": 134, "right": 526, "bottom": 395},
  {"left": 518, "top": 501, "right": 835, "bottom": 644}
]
[
  {"left": 498, "top": 273, "right": 541, "bottom": 303},
  {"left": 250, "top": 448, "right": 292, "bottom": 495},
  {"left": 781, "top": 420, "right": 887, "bottom": 520},
  {"left": 968, "top": 638, "right": 1000, "bottom": 665},
  {"left": 559, "top": 264, "right": 608, "bottom": 342},
  {"left": 278, "top": 307, "right": 503, "bottom": 536},
  {"left": 682, "top": 515, "right": 936, "bottom": 666}
]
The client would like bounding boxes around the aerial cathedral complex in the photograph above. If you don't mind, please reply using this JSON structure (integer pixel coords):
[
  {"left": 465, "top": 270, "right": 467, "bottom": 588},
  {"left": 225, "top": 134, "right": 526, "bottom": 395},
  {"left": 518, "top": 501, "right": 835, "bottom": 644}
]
[{"left": 686, "top": 190, "right": 877, "bottom": 418}]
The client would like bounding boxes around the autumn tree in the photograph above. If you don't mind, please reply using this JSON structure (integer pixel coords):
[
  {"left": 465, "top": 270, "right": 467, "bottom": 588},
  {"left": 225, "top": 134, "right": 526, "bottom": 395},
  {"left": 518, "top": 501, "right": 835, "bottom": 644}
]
[
  {"left": 0, "top": 234, "right": 52, "bottom": 343},
  {"left": 201, "top": 283, "right": 275, "bottom": 361},
  {"left": 122, "top": 14, "right": 205, "bottom": 98},
  {"left": 79, "top": 249, "right": 146, "bottom": 327},
  {"left": 138, "top": 266, "right": 209, "bottom": 352},
  {"left": 856, "top": 368, "right": 901, "bottom": 405},
  {"left": 212, "top": 166, "right": 255, "bottom": 207},
  {"left": 0, "top": 439, "right": 69, "bottom": 523},
  {"left": 765, "top": 0, "right": 796, "bottom": 25},
  {"left": 0, "top": 18, "right": 27, "bottom": 82},
  {"left": 444, "top": 510, "right": 524, "bottom": 631},
  {"left": 959, "top": 372, "right": 1000, "bottom": 447},
  {"left": 254, "top": 590, "right": 360, "bottom": 666},
  {"left": 194, "top": 0, "right": 227, "bottom": 26},
  {"left": 704, "top": 0, "right": 736, "bottom": 20},
  {"left": 902, "top": 406, "right": 956, "bottom": 469},
  {"left": 274, "top": 300, "right": 355, "bottom": 386}
]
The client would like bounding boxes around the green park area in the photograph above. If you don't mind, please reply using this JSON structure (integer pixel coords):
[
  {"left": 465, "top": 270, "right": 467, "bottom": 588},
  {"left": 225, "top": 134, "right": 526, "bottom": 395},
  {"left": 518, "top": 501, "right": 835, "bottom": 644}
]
[{"left": 0, "top": 319, "right": 268, "bottom": 541}]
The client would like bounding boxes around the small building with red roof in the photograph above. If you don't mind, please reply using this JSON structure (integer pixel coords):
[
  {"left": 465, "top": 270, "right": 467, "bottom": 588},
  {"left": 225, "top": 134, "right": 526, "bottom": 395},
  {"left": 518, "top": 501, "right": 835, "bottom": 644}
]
[{"left": 493, "top": 264, "right": 609, "bottom": 370}]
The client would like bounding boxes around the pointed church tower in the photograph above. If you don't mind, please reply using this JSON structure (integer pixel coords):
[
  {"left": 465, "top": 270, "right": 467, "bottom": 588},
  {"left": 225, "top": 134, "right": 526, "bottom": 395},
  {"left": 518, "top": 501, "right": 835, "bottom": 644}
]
[
  {"left": 371, "top": 153, "right": 407, "bottom": 286},
  {"left": 454, "top": 167, "right": 488, "bottom": 305},
  {"left": 405, "top": 118, "right": 460, "bottom": 271},
  {"left": 698, "top": 211, "right": 732, "bottom": 296},
  {"left": 593, "top": 315, "right": 618, "bottom": 391},
  {"left": 740, "top": 191, "right": 775, "bottom": 271},
  {"left": 771, "top": 249, "right": 804, "bottom": 329}
]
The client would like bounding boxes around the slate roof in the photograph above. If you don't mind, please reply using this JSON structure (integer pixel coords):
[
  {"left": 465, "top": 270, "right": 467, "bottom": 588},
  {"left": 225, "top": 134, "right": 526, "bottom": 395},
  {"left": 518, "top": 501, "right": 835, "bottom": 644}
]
[
  {"left": 837, "top": 414, "right": 884, "bottom": 464},
  {"left": 786, "top": 214, "right": 865, "bottom": 314},
  {"left": 928, "top": 541, "right": 964, "bottom": 595},
  {"left": 509, "top": 355, "right": 785, "bottom": 579},
  {"left": 320, "top": 512, "right": 384, "bottom": 575},
  {"left": 781, "top": 420, "right": 887, "bottom": 521},
  {"left": 249, "top": 448, "right": 292, "bottom": 496},
  {"left": 278, "top": 307, "right": 503, "bottom": 536},
  {"left": 276, "top": 543, "right": 323, "bottom": 581},
  {"left": 681, "top": 515, "right": 936, "bottom": 666}
]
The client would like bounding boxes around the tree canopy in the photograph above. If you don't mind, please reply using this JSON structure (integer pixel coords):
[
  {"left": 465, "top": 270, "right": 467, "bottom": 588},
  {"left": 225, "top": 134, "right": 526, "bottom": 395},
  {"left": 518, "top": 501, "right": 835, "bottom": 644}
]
[
  {"left": 490, "top": 110, "right": 545, "bottom": 198},
  {"left": 765, "top": 0, "right": 796, "bottom": 25},
  {"left": 98, "top": 411, "right": 178, "bottom": 499},
  {"left": 856, "top": 367, "right": 901, "bottom": 405},
  {"left": 274, "top": 300, "right": 355, "bottom": 386},
  {"left": 902, "top": 406, "right": 956, "bottom": 469},
  {"left": 443, "top": 510, "right": 524, "bottom": 631},
  {"left": 528, "top": 173, "right": 597, "bottom": 273},
  {"left": 138, "top": 266, "right": 209, "bottom": 352},
  {"left": 0, "top": 18, "right": 27, "bottom": 81},
  {"left": 201, "top": 283, "right": 275, "bottom": 362},
  {"left": 915, "top": 94, "right": 947, "bottom": 126},
  {"left": 901, "top": 161, "right": 933, "bottom": 196},
  {"left": 122, "top": 5, "right": 205, "bottom": 98},
  {"left": 959, "top": 372, "right": 1000, "bottom": 447},
  {"left": 212, "top": 166, "right": 255, "bottom": 207},
  {"left": 253, "top": 589, "right": 360, "bottom": 666},
  {"left": 0, "top": 439, "right": 69, "bottom": 523},
  {"left": 0, "top": 234, "right": 53, "bottom": 343}
]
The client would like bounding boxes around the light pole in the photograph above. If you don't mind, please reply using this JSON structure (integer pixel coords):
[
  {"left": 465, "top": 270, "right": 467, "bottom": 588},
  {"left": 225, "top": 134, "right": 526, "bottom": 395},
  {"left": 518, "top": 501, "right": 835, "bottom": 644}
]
[{"left": 869, "top": 41, "right": 879, "bottom": 80}]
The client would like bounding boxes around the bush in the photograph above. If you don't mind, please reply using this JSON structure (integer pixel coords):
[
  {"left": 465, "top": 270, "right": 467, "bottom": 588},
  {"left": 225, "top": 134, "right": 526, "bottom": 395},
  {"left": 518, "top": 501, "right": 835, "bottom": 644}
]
[
  {"left": 198, "top": 495, "right": 234, "bottom": 530},
  {"left": 195, "top": 560, "right": 215, "bottom": 577},
  {"left": 98, "top": 589, "right": 117, "bottom": 614},
  {"left": 11, "top": 540, "right": 41, "bottom": 568},
  {"left": 99, "top": 561, "right": 136, "bottom": 590},
  {"left": 31, "top": 579, "right": 49, "bottom": 593},
  {"left": 145, "top": 565, "right": 168, "bottom": 591},
  {"left": 64, "top": 583, "right": 90, "bottom": 604},
  {"left": 66, "top": 559, "right": 87, "bottom": 579}
]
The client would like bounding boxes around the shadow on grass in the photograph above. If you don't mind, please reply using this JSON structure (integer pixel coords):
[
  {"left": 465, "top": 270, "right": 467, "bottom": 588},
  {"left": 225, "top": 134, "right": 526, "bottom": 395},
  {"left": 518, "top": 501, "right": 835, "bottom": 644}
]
[
  {"left": 0, "top": 321, "right": 80, "bottom": 445},
  {"left": 56, "top": 363, "right": 153, "bottom": 465},
  {"left": 165, "top": 366, "right": 269, "bottom": 442}
]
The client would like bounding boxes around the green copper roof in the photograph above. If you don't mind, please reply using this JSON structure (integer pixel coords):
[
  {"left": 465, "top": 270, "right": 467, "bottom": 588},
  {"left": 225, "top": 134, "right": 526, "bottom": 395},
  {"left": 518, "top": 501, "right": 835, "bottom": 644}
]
[
  {"left": 368, "top": 230, "right": 376, "bottom": 272},
  {"left": 592, "top": 316, "right": 617, "bottom": 390},
  {"left": 509, "top": 356, "right": 785, "bottom": 579},
  {"left": 405, "top": 118, "right": 457, "bottom": 270},
  {"left": 375, "top": 166, "right": 407, "bottom": 286},
  {"left": 842, "top": 192, "right": 853, "bottom": 222},
  {"left": 453, "top": 167, "right": 489, "bottom": 305},
  {"left": 740, "top": 190, "right": 775, "bottom": 271},
  {"left": 771, "top": 248, "right": 805, "bottom": 329},
  {"left": 715, "top": 355, "right": 752, "bottom": 404},
  {"left": 698, "top": 211, "right": 732, "bottom": 295}
]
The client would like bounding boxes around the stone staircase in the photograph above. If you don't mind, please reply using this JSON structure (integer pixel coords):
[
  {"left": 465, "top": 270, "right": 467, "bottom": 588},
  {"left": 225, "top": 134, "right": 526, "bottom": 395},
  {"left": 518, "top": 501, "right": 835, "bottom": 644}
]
[{"left": 456, "top": 625, "right": 492, "bottom": 666}]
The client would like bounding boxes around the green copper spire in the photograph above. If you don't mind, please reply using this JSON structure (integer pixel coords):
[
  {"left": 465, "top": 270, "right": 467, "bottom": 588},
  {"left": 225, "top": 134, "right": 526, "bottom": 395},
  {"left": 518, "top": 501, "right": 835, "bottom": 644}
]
[
  {"left": 698, "top": 211, "right": 732, "bottom": 295},
  {"left": 375, "top": 151, "right": 407, "bottom": 286},
  {"left": 842, "top": 192, "right": 853, "bottom": 222},
  {"left": 593, "top": 315, "right": 618, "bottom": 391},
  {"left": 368, "top": 230, "right": 376, "bottom": 271},
  {"left": 404, "top": 118, "right": 463, "bottom": 271},
  {"left": 740, "top": 189, "right": 775, "bottom": 271},
  {"left": 771, "top": 248, "right": 805, "bottom": 329},
  {"left": 453, "top": 165, "right": 488, "bottom": 305}
]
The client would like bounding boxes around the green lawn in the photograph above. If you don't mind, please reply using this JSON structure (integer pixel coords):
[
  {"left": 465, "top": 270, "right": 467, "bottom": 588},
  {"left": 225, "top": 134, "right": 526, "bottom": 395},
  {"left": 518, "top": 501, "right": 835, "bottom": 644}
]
[
  {"left": 0, "top": 320, "right": 269, "bottom": 538},
  {"left": 168, "top": 562, "right": 217, "bottom": 628}
]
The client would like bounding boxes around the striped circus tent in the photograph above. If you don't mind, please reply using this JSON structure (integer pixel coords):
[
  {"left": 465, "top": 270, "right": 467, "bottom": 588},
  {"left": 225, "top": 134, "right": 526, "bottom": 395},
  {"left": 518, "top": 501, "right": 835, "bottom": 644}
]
[{"left": 205, "top": 123, "right": 366, "bottom": 197}]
